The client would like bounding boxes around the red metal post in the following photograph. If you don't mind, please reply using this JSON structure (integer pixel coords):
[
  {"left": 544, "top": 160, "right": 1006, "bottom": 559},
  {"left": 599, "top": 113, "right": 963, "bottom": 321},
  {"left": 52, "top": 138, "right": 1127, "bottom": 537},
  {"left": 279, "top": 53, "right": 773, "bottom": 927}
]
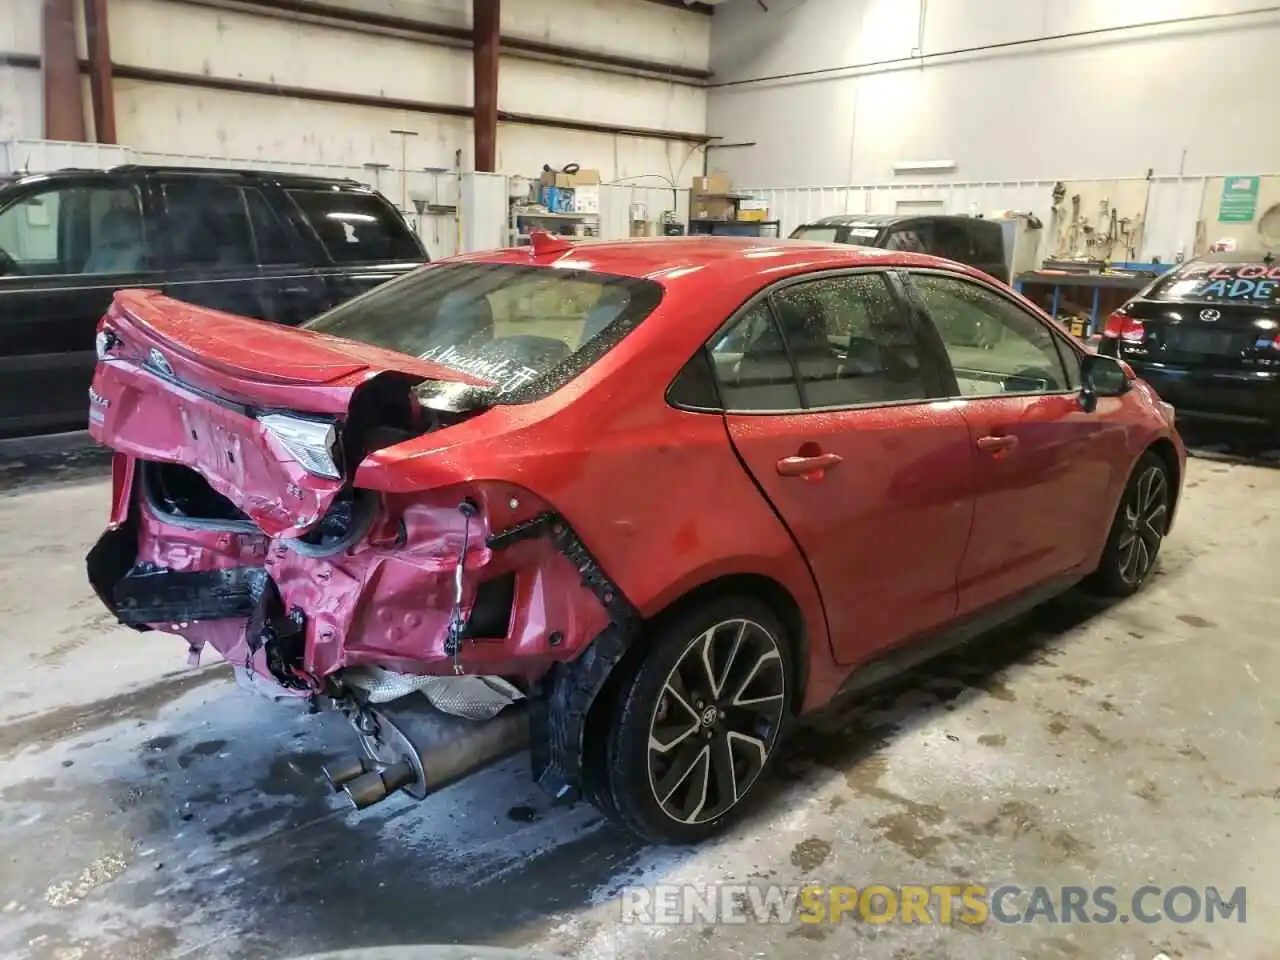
[
  {"left": 41, "top": 0, "right": 87, "bottom": 141},
  {"left": 472, "top": 0, "right": 499, "bottom": 172},
  {"left": 83, "top": 0, "right": 117, "bottom": 144}
]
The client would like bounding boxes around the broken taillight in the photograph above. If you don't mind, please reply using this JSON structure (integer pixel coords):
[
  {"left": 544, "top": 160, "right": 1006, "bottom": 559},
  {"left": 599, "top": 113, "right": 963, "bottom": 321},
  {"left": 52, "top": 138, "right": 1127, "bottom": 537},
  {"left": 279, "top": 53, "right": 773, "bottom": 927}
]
[
  {"left": 1102, "top": 308, "right": 1145, "bottom": 342},
  {"left": 95, "top": 326, "right": 121, "bottom": 360}
]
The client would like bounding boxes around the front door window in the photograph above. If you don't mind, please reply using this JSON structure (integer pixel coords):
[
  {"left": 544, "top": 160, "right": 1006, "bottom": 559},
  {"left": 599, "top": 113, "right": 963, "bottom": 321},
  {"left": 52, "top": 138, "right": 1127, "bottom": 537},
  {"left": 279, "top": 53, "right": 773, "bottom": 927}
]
[{"left": 0, "top": 184, "right": 147, "bottom": 278}]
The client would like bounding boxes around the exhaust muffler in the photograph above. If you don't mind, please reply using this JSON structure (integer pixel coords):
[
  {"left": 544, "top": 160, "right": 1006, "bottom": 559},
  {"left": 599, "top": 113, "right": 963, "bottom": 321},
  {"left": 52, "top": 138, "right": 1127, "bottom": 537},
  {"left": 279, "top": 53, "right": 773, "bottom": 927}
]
[{"left": 324, "top": 696, "right": 530, "bottom": 810}]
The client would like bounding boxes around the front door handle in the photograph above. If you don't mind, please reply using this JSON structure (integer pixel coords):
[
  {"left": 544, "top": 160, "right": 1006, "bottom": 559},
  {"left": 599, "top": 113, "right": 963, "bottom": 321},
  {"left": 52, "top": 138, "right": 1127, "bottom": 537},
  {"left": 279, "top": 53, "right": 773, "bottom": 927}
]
[
  {"left": 777, "top": 452, "right": 843, "bottom": 478},
  {"left": 976, "top": 434, "right": 1019, "bottom": 454}
]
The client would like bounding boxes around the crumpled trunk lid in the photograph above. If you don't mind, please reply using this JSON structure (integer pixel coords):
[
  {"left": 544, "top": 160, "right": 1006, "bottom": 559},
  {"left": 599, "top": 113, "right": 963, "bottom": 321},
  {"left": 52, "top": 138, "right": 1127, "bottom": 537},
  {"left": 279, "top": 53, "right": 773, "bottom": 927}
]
[{"left": 88, "top": 289, "right": 486, "bottom": 538}]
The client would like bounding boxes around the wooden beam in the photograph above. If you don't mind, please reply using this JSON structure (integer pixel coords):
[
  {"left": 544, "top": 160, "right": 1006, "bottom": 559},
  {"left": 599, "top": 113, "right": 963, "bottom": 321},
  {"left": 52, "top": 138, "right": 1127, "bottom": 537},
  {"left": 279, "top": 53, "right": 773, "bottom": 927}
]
[
  {"left": 473, "top": 0, "right": 499, "bottom": 172},
  {"left": 41, "top": 0, "right": 87, "bottom": 140},
  {"left": 83, "top": 0, "right": 117, "bottom": 143}
]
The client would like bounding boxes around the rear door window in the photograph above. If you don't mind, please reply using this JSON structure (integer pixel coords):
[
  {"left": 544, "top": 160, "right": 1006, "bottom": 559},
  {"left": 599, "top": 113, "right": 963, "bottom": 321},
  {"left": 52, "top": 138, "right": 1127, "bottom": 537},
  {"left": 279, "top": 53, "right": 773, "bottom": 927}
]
[
  {"left": 160, "top": 178, "right": 259, "bottom": 268},
  {"left": 770, "top": 273, "right": 930, "bottom": 407},
  {"left": 969, "top": 221, "right": 1005, "bottom": 265},
  {"left": 286, "top": 189, "right": 422, "bottom": 264},
  {"left": 931, "top": 220, "right": 973, "bottom": 263},
  {"left": 709, "top": 301, "right": 802, "bottom": 411},
  {"left": 885, "top": 223, "right": 930, "bottom": 252}
]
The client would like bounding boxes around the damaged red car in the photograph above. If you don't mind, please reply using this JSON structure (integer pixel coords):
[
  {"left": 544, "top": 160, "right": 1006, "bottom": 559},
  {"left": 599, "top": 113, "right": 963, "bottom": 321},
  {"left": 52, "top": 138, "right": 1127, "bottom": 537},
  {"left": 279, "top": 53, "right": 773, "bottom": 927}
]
[{"left": 86, "top": 233, "right": 1184, "bottom": 844}]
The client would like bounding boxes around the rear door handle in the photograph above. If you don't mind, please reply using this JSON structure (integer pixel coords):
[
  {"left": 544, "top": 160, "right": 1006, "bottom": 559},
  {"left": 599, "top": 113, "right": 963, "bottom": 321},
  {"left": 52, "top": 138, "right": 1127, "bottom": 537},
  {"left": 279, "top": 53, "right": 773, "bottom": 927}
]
[
  {"left": 777, "top": 452, "right": 843, "bottom": 478},
  {"left": 976, "top": 434, "right": 1019, "bottom": 454}
]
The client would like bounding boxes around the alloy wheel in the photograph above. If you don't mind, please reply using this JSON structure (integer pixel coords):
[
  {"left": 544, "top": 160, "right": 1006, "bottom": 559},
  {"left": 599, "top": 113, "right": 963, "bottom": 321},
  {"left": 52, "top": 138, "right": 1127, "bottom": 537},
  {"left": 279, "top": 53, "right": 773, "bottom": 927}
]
[
  {"left": 1116, "top": 465, "right": 1169, "bottom": 586},
  {"left": 645, "top": 618, "right": 786, "bottom": 825}
]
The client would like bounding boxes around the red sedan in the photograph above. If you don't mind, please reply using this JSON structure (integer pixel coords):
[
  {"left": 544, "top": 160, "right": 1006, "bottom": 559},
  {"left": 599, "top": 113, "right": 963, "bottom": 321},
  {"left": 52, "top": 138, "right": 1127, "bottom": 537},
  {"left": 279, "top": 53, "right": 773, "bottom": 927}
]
[{"left": 85, "top": 234, "right": 1184, "bottom": 844}]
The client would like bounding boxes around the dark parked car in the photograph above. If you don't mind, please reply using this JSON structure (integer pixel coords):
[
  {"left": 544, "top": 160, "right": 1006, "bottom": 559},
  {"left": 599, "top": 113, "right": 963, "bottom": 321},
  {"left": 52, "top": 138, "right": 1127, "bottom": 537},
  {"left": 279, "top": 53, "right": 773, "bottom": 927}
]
[
  {"left": 1098, "top": 252, "right": 1280, "bottom": 432},
  {"left": 0, "top": 165, "right": 427, "bottom": 438},
  {"left": 789, "top": 214, "right": 1009, "bottom": 283}
]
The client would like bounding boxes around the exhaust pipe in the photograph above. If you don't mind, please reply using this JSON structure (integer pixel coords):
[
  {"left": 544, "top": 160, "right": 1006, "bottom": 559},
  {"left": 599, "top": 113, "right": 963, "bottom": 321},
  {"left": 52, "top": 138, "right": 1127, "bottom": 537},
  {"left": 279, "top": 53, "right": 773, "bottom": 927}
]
[{"left": 330, "top": 697, "right": 529, "bottom": 811}]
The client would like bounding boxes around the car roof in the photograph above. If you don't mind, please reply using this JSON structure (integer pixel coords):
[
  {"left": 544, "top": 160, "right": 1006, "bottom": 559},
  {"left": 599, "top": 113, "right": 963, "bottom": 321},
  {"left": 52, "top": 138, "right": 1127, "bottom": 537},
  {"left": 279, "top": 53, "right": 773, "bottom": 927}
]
[
  {"left": 804, "top": 213, "right": 997, "bottom": 229},
  {"left": 1189, "top": 250, "right": 1276, "bottom": 264},
  {"left": 2, "top": 165, "right": 371, "bottom": 192},
  {"left": 450, "top": 235, "right": 988, "bottom": 285}
]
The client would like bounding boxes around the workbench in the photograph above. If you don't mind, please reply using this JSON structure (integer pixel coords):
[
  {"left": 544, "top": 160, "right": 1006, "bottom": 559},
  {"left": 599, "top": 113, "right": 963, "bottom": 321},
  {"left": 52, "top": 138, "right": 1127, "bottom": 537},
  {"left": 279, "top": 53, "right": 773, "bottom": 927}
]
[{"left": 1014, "top": 267, "right": 1164, "bottom": 335}]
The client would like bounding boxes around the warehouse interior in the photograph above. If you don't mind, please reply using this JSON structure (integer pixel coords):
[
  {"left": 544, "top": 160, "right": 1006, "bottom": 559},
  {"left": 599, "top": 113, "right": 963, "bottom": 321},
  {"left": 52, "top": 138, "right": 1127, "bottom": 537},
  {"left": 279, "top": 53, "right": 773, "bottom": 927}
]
[{"left": 0, "top": 1, "right": 1278, "bottom": 958}]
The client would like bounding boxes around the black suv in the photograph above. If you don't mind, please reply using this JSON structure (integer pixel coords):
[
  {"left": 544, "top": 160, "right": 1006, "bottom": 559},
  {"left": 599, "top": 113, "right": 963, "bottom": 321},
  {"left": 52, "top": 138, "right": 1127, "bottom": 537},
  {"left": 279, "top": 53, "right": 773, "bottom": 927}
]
[
  {"left": 0, "top": 165, "right": 428, "bottom": 439},
  {"left": 789, "top": 214, "right": 1009, "bottom": 283}
]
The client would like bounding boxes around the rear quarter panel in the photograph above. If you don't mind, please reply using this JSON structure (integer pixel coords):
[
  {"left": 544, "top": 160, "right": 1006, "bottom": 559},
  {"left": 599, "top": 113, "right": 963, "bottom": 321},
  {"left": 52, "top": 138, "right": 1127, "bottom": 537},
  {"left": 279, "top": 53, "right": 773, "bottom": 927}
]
[{"left": 355, "top": 265, "right": 844, "bottom": 711}]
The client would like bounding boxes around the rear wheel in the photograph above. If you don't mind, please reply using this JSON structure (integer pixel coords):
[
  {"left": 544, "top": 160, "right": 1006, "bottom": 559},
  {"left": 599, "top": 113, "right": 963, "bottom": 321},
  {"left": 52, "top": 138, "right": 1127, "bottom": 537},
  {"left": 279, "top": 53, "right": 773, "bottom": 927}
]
[
  {"left": 1089, "top": 452, "right": 1171, "bottom": 596},
  {"left": 596, "top": 596, "right": 791, "bottom": 845}
]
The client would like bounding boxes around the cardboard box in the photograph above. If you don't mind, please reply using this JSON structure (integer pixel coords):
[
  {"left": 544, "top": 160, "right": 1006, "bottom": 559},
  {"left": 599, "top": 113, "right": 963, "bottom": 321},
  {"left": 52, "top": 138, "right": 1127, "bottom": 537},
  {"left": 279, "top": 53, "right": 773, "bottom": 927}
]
[
  {"left": 539, "top": 185, "right": 576, "bottom": 213},
  {"left": 540, "top": 168, "right": 602, "bottom": 189},
  {"left": 573, "top": 185, "right": 600, "bottom": 214},
  {"left": 691, "top": 173, "right": 733, "bottom": 197},
  {"left": 692, "top": 197, "right": 736, "bottom": 220}
]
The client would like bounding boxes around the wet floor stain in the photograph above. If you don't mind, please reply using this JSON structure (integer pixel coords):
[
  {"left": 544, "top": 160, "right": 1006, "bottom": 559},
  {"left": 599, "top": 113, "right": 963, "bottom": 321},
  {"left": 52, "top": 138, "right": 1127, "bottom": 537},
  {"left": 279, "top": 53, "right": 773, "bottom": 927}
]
[
  {"left": 1176, "top": 614, "right": 1215, "bottom": 629},
  {"left": 787, "top": 923, "right": 831, "bottom": 941},
  {"left": 975, "top": 800, "right": 1039, "bottom": 840},
  {"left": 872, "top": 810, "right": 945, "bottom": 861},
  {"left": 975, "top": 679, "right": 1017, "bottom": 702},
  {"left": 1060, "top": 673, "right": 1093, "bottom": 687},
  {"left": 1240, "top": 787, "right": 1280, "bottom": 800},
  {"left": 507, "top": 804, "right": 540, "bottom": 823},
  {"left": 789, "top": 836, "right": 832, "bottom": 871},
  {"left": 176, "top": 739, "right": 228, "bottom": 769},
  {"left": 1046, "top": 715, "right": 1070, "bottom": 736},
  {"left": 0, "top": 666, "right": 231, "bottom": 761},
  {"left": 977, "top": 734, "right": 1006, "bottom": 748},
  {"left": 1080, "top": 723, "right": 1116, "bottom": 747},
  {"left": 1132, "top": 779, "right": 1163, "bottom": 804}
]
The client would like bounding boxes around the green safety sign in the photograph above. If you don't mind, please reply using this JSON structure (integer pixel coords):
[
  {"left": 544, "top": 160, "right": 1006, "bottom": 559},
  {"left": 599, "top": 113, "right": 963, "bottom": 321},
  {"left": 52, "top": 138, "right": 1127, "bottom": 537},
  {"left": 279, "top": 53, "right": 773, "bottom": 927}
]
[{"left": 1218, "top": 176, "right": 1260, "bottom": 223}]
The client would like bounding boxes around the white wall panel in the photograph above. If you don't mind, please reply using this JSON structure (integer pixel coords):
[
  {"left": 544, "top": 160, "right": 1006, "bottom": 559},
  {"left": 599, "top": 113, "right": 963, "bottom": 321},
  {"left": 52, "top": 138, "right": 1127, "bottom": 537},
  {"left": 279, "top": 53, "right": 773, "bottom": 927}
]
[
  {"left": 504, "top": 0, "right": 711, "bottom": 72},
  {"left": 0, "top": 0, "right": 42, "bottom": 140},
  {"left": 498, "top": 125, "right": 705, "bottom": 186},
  {"left": 283, "top": 0, "right": 710, "bottom": 71},
  {"left": 0, "top": 68, "right": 41, "bottom": 142},
  {"left": 104, "top": 0, "right": 708, "bottom": 184},
  {"left": 113, "top": 78, "right": 470, "bottom": 169},
  {"left": 499, "top": 59, "right": 704, "bottom": 134},
  {"left": 738, "top": 176, "right": 1260, "bottom": 265},
  {"left": 110, "top": 0, "right": 473, "bottom": 106},
  {"left": 0, "top": 0, "right": 42, "bottom": 55},
  {"left": 709, "top": 0, "right": 1280, "bottom": 186}
]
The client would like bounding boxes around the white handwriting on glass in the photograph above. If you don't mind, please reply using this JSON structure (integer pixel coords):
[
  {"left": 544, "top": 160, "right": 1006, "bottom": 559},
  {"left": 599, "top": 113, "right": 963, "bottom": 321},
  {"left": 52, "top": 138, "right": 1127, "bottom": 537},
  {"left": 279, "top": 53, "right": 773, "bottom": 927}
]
[{"left": 418, "top": 345, "right": 540, "bottom": 393}]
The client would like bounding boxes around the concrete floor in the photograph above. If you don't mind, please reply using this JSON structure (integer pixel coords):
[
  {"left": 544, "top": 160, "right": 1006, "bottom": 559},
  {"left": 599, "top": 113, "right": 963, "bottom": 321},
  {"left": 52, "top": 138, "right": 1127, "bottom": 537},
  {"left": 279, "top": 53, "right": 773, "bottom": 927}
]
[{"left": 0, "top": 434, "right": 1277, "bottom": 960}]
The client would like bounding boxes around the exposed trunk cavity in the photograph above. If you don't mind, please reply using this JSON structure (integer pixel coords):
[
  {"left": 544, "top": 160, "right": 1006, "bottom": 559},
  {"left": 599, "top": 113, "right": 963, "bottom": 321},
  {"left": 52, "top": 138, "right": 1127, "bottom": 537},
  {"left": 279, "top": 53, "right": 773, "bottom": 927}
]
[{"left": 87, "top": 290, "right": 622, "bottom": 714}]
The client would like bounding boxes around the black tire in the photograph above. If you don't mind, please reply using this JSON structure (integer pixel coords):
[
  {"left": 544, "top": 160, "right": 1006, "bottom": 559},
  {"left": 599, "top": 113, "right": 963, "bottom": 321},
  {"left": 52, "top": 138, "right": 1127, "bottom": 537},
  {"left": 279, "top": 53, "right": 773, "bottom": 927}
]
[
  {"left": 595, "top": 595, "right": 793, "bottom": 845},
  {"left": 1088, "top": 451, "right": 1172, "bottom": 597}
]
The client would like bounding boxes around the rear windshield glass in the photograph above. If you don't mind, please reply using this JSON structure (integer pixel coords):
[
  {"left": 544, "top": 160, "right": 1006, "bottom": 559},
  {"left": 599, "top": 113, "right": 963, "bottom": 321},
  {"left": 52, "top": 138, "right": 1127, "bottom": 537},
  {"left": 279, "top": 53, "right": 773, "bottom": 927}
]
[
  {"left": 1147, "top": 260, "right": 1280, "bottom": 305},
  {"left": 302, "top": 261, "right": 664, "bottom": 400},
  {"left": 790, "top": 226, "right": 842, "bottom": 243}
]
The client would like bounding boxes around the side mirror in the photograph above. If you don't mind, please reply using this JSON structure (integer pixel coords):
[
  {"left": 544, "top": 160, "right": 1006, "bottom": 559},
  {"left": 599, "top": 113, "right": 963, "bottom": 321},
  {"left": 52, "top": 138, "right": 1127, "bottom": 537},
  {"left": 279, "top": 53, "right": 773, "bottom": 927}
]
[{"left": 1079, "top": 353, "right": 1129, "bottom": 412}]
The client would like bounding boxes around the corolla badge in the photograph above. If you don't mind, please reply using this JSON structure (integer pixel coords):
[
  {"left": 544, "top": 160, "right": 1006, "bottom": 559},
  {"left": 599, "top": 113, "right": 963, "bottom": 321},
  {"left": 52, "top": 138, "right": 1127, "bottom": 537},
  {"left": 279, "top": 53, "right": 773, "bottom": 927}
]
[
  {"left": 87, "top": 386, "right": 109, "bottom": 424},
  {"left": 148, "top": 348, "right": 174, "bottom": 376},
  {"left": 1200, "top": 308, "right": 1221, "bottom": 322}
]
